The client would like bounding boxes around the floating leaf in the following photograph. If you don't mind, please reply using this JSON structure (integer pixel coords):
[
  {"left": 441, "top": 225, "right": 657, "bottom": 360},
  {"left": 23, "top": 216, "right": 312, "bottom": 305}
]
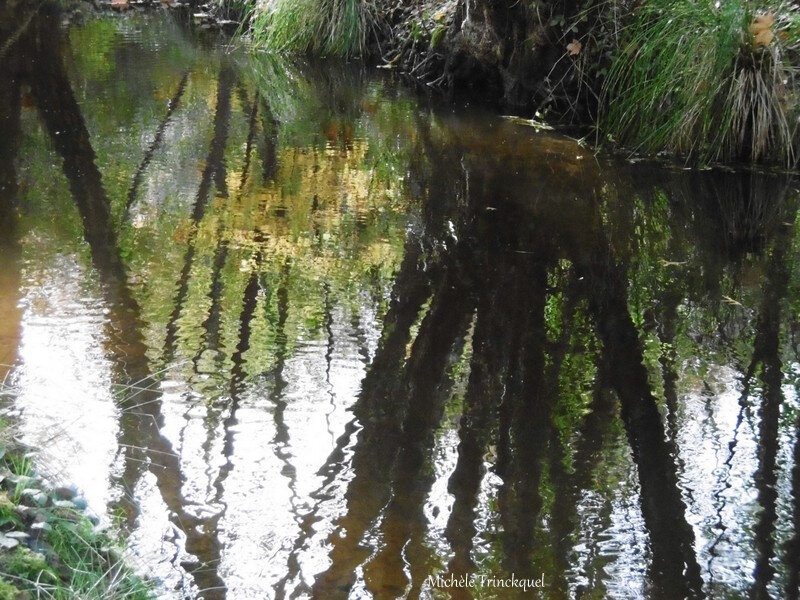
[
  {"left": 658, "top": 259, "right": 687, "bottom": 267},
  {"left": 722, "top": 295, "right": 743, "bottom": 307},
  {"left": 500, "top": 115, "right": 553, "bottom": 130}
]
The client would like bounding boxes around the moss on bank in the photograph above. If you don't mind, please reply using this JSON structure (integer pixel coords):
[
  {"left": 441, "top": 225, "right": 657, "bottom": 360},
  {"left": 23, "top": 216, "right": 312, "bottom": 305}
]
[{"left": 0, "top": 419, "right": 152, "bottom": 600}]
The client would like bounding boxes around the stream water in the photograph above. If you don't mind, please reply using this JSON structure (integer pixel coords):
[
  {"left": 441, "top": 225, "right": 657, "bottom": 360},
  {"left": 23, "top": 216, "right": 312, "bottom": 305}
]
[{"left": 1, "top": 7, "right": 800, "bottom": 600}]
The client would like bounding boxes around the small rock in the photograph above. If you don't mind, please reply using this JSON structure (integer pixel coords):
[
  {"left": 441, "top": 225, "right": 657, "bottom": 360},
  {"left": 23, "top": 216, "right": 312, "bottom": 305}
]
[
  {"left": 14, "top": 504, "right": 32, "bottom": 520},
  {"left": 0, "top": 534, "right": 20, "bottom": 550},
  {"left": 19, "top": 489, "right": 48, "bottom": 508},
  {"left": 53, "top": 486, "right": 77, "bottom": 501},
  {"left": 5, "top": 531, "right": 30, "bottom": 540},
  {"left": 52, "top": 500, "right": 76, "bottom": 510},
  {"left": 72, "top": 496, "right": 87, "bottom": 510},
  {"left": 30, "top": 521, "right": 52, "bottom": 534}
]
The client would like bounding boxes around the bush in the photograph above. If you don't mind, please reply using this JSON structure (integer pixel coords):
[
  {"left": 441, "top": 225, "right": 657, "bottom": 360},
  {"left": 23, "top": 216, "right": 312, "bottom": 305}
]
[
  {"left": 601, "top": 0, "right": 800, "bottom": 165},
  {"left": 247, "top": 0, "right": 372, "bottom": 57}
]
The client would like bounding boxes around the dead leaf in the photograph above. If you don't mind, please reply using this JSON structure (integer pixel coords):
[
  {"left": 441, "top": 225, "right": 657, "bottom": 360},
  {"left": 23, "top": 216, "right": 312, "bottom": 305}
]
[
  {"left": 110, "top": 0, "right": 129, "bottom": 10},
  {"left": 722, "top": 295, "right": 743, "bottom": 307},
  {"left": 749, "top": 12, "right": 775, "bottom": 47},
  {"left": 753, "top": 12, "right": 775, "bottom": 31},
  {"left": 754, "top": 28, "right": 774, "bottom": 47},
  {"left": 566, "top": 39, "right": 582, "bottom": 56}
]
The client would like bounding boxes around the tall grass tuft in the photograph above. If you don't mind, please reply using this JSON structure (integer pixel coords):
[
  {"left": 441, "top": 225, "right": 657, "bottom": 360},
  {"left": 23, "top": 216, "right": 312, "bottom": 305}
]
[
  {"left": 601, "top": 0, "right": 800, "bottom": 165},
  {"left": 247, "top": 0, "right": 373, "bottom": 57}
]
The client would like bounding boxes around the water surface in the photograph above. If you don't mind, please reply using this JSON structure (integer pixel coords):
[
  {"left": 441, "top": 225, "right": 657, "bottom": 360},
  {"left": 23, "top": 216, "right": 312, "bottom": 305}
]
[{"left": 1, "top": 7, "right": 800, "bottom": 600}]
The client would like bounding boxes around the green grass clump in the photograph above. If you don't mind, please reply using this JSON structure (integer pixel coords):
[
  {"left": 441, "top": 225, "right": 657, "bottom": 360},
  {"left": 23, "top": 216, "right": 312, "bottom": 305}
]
[
  {"left": 45, "top": 517, "right": 152, "bottom": 599},
  {"left": 0, "top": 492, "right": 21, "bottom": 530},
  {"left": 247, "top": 0, "right": 372, "bottom": 57},
  {"left": 601, "top": 0, "right": 800, "bottom": 165},
  {"left": 0, "top": 417, "right": 153, "bottom": 599},
  {"left": 1, "top": 546, "right": 57, "bottom": 583}
]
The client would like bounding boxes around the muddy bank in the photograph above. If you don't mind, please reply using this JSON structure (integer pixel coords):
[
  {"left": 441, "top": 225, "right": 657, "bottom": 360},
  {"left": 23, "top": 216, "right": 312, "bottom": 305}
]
[{"left": 369, "top": 0, "right": 594, "bottom": 121}]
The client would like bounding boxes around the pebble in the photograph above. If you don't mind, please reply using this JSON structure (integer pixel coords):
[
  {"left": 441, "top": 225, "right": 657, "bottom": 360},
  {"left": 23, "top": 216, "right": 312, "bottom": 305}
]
[
  {"left": 16, "top": 506, "right": 46, "bottom": 522},
  {"left": 53, "top": 486, "right": 77, "bottom": 501},
  {"left": 0, "top": 534, "right": 20, "bottom": 550},
  {"left": 52, "top": 500, "right": 76, "bottom": 510},
  {"left": 19, "top": 489, "right": 48, "bottom": 508},
  {"left": 30, "top": 522, "right": 52, "bottom": 534},
  {"left": 72, "top": 496, "right": 88, "bottom": 510}
]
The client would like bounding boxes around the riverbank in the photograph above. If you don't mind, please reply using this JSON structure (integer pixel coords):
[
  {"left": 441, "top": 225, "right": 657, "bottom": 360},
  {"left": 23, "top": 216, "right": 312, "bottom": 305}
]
[
  {"left": 228, "top": 0, "right": 800, "bottom": 168},
  {"left": 0, "top": 417, "right": 152, "bottom": 599}
]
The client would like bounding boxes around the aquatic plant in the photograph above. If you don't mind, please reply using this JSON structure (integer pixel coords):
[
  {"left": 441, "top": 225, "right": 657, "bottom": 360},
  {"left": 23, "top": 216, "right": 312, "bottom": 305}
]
[
  {"left": 246, "top": 0, "right": 373, "bottom": 57},
  {"left": 601, "top": 0, "right": 800, "bottom": 165}
]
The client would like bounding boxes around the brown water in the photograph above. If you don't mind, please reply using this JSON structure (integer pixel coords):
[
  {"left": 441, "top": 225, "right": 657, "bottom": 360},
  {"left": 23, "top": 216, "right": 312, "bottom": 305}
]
[{"left": 1, "top": 6, "right": 800, "bottom": 600}]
